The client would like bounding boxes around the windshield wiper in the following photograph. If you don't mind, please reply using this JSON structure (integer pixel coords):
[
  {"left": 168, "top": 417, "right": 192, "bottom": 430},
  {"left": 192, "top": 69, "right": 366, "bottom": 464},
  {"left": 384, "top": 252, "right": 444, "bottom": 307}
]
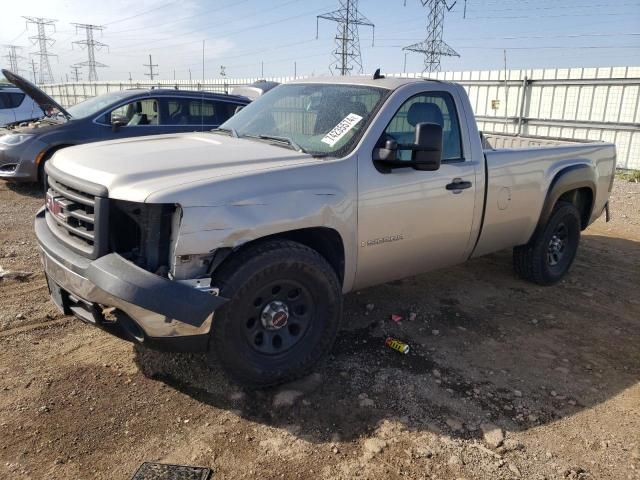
[
  {"left": 211, "top": 127, "right": 238, "bottom": 137},
  {"left": 252, "top": 134, "right": 305, "bottom": 153}
]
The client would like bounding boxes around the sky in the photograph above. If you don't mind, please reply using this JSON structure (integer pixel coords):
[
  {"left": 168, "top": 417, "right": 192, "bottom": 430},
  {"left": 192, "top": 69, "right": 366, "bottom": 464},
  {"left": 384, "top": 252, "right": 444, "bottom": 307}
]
[{"left": 1, "top": 0, "right": 639, "bottom": 82}]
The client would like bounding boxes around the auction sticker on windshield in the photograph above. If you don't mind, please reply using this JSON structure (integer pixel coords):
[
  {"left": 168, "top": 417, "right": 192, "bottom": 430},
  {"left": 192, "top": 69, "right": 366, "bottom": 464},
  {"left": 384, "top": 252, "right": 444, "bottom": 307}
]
[{"left": 321, "top": 113, "right": 363, "bottom": 147}]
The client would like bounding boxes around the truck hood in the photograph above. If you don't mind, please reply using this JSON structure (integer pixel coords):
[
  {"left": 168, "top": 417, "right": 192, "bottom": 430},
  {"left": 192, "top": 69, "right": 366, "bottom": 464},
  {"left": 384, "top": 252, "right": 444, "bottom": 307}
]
[{"left": 50, "top": 132, "right": 322, "bottom": 203}]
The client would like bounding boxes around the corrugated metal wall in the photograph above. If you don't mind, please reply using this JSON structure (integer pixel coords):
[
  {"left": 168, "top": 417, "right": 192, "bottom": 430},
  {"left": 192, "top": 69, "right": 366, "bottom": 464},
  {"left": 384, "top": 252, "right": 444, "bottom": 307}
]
[{"left": 41, "top": 66, "right": 640, "bottom": 169}]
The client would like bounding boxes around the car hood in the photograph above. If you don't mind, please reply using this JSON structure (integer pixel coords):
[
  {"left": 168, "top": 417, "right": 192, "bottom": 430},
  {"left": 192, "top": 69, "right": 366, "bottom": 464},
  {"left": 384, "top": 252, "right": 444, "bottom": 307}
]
[
  {"left": 2, "top": 69, "right": 71, "bottom": 119},
  {"left": 50, "top": 132, "right": 323, "bottom": 203},
  {"left": 3, "top": 117, "right": 67, "bottom": 133}
]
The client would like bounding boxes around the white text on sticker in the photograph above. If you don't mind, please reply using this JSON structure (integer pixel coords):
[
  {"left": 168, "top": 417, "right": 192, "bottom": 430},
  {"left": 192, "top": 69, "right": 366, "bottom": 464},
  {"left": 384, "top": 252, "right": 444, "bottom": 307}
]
[{"left": 321, "top": 113, "right": 363, "bottom": 147}]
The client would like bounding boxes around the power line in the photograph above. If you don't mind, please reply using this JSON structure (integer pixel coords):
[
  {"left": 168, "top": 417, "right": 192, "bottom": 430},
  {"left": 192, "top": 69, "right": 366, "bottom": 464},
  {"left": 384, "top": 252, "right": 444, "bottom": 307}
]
[
  {"left": 71, "top": 23, "right": 108, "bottom": 82},
  {"left": 403, "top": 1, "right": 460, "bottom": 73},
  {"left": 464, "top": 2, "right": 640, "bottom": 13},
  {"left": 23, "top": 17, "right": 57, "bottom": 84},
  {"left": 143, "top": 54, "right": 158, "bottom": 80},
  {"left": 376, "top": 32, "right": 640, "bottom": 42},
  {"left": 104, "top": 1, "right": 176, "bottom": 25},
  {"left": 107, "top": 0, "right": 252, "bottom": 35},
  {"left": 317, "top": 0, "right": 375, "bottom": 75},
  {"left": 107, "top": 3, "right": 332, "bottom": 54},
  {"left": 466, "top": 11, "right": 636, "bottom": 20}
]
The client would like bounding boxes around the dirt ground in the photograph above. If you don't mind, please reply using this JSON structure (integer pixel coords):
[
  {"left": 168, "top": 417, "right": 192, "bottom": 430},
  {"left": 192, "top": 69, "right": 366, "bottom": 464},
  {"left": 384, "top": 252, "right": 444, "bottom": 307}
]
[{"left": 0, "top": 179, "right": 638, "bottom": 480}]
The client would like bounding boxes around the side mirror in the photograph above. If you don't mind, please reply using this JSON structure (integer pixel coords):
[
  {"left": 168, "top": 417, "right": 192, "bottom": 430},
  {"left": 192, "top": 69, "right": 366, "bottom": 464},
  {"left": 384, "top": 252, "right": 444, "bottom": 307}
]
[
  {"left": 111, "top": 115, "right": 128, "bottom": 132},
  {"left": 372, "top": 139, "right": 398, "bottom": 162},
  {"left": 412, "top": 122, "right": 442, "bottom": 171}
]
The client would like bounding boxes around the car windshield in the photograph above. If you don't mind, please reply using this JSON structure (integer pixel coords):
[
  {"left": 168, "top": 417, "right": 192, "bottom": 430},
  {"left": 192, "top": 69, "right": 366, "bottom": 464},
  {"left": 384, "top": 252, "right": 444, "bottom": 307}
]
[
  {"left": 219, "top": 83, "right": 388, "bottom": 156},
  {"left": 66, "top": 91, "right": 137, "bottom": 119}
]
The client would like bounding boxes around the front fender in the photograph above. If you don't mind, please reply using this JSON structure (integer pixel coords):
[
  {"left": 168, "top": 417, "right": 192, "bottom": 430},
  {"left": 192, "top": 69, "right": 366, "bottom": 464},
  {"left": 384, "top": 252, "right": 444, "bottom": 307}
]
[{"left": 175, "top": 187, "right": 356, "bottom": 289}]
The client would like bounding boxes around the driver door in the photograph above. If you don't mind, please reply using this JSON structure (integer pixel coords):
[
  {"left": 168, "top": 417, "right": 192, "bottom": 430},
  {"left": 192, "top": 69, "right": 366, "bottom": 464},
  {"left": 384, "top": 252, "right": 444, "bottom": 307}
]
[{"left": 355, "top": 89, "right": 478, "bottom": 289}]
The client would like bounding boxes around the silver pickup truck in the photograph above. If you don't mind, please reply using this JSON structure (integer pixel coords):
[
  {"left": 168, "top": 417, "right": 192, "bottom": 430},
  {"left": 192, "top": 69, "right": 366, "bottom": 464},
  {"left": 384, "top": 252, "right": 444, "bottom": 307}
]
[{"left": 35, "top": 75, "right": 616, "bottom": 387}]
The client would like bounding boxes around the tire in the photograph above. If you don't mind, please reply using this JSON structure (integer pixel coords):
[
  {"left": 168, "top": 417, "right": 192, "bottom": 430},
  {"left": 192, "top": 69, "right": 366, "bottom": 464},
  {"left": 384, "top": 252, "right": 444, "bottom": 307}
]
[
  {"left": 513, "top": 201, "right": 581, "bottom": 285},
  {"left": 38, "top": 149, "right": 57, "bottom": 190},
  {"left": 207, "top": 239, "right": 342, "bottom": 388},
  {"left": 38, "top": 146, "right": 71, "bottom": 189}
]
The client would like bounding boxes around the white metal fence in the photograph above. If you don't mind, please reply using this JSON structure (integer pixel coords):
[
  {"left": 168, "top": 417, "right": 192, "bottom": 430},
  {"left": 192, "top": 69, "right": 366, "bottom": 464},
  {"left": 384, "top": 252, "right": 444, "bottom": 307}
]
[{"left": 41, "top": 66, "right": 640, "bottom": 169}]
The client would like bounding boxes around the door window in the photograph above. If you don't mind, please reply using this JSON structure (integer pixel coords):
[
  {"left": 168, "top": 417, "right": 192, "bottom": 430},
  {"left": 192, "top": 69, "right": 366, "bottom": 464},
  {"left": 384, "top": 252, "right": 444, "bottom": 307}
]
[
  {"left": 166, "top": 99, "right": 236, "bottom": 125},
  {"left": 380, "top": 92, "right": 463, "bottom": 161},
  {"left": 109, "top": 98, "right": 159, "bottom": 126},
  {"left": 0, "top": 92, "right": 25, "bottom": 109}
]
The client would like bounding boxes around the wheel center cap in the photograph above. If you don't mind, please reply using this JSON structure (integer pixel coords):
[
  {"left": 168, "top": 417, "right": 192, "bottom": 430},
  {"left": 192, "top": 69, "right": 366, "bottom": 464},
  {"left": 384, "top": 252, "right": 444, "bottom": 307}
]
[{"left": 261, "top": 300, "right": 289, "bottom": 330}]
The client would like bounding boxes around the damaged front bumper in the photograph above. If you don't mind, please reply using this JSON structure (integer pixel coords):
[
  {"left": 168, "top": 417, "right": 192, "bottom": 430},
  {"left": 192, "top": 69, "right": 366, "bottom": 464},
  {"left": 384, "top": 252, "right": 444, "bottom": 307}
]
[{"left": 35, "top": 208, "right": 227, "bottom": 352}]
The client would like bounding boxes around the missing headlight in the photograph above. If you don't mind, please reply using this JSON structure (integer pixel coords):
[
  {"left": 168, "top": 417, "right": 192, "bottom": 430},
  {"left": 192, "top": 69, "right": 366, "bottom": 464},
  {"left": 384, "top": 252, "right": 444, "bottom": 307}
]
[{"left": 109, "top": 200, "right": 176, "bottom": 274}]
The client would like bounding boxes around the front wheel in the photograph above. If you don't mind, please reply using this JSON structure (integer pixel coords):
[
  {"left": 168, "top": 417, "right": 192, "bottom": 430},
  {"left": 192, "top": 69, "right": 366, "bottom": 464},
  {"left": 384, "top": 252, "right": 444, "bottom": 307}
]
[
  {"left": 513, "top": 201, "right": 581, "bottom": 285},
  {"left": 208, "top": 240, "right": 342, "bottom": 387}
]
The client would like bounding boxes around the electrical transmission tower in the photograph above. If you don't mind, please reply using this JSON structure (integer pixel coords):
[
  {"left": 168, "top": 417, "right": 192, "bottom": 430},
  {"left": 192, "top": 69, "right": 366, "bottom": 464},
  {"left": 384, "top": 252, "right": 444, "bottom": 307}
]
[
  {"left": 403, "top": 0, "right": 460, "bottom": 73},
  {"left": 72, "top": 23, "right": 108, "bottom": 82},
  {"left": 3, "top": 45, "right": 25, "bottom": 74},
  {"left": 143, "top": 55, "right": 158, "bottom": 81},
  {"left": 23, "top": 17, "right": 57, "bottom": 84},
  {"left": 70, "top": 65, "right": 82, "bottom": 82},
  {"left": 317, "top": 0, "right": 375, "bottom": 76}
]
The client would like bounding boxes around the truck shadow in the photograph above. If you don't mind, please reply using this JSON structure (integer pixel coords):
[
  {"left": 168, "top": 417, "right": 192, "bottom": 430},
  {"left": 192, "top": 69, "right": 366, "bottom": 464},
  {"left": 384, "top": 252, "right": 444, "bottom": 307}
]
[{"left": 134, "top": 233, "right": 640, "bottom": 444}]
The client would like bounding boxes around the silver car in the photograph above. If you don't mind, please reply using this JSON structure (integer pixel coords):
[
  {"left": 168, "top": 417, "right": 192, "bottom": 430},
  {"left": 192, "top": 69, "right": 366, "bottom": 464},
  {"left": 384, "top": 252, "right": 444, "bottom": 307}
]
[{"left": 0, "top": 84, "right": 43, "bottom": 127}]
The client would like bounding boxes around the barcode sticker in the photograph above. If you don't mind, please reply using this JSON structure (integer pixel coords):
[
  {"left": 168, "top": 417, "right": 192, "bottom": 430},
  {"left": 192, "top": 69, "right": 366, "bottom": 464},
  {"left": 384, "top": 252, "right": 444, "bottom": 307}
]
[{"left": 321, "top": 113, "right": 363, "bottom": 147}]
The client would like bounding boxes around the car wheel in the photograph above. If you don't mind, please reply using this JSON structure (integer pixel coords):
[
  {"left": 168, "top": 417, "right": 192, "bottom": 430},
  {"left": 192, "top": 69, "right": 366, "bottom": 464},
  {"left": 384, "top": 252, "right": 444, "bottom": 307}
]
[
  {"left": 207, "top": 239, "right": 342, "bottom": 387},
  {"left": 513, "top": 201, "right": 581, "bottom": 285}
]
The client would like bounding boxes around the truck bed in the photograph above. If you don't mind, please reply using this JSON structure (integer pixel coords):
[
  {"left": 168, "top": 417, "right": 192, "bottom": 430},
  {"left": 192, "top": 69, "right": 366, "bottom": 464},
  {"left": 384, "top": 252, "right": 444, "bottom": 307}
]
[
  {"left": 481, "top": 132, "right": 595, "bottom": 150},
  {"left": 471, "top": 134, "right": 616, "bottom": 258}
]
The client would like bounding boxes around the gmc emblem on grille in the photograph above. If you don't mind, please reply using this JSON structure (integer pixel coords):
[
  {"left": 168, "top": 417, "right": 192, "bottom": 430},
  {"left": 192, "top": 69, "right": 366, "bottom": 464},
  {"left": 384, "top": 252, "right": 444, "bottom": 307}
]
[{"left": 46, "top": 192, "right": 64, "bottom": 219}]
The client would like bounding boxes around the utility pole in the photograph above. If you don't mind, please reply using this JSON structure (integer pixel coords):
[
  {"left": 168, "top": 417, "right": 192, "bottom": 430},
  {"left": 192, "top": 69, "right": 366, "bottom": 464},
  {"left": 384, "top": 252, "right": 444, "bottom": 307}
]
[
  {"left": 23, "top": 17, "right": 57, "bottom": 84},
  {"left": 294, "top": 61, "right": 297, "bottom": 79},
  {"left": 143, "top": 54, "right": 158, "bottom": 81},
  {"left": 261, "top": 61, "right": 264, "bottom": 77},
  {"left": 188, "top": 68, "right": 192, "bottom": 82},
  {"left": 3, "top": 45, "right": 25, "bottom": 74},
  {"left": 30, "top": 59, "right": 38, "bottom": 83},
  {"left": 503, "top": 48, "right": 508, "bottom": 128},
  {"left": 403, "top": 1, "right": 459, "bottom": 73},
  {"left": 317, "top": 0, "right": 374, "bottom": 76},
  {"left": 220, "top": 65, "right": 226, "bottom": 77},
  {"left": 72, "top": 23, "right": 108, "bottom": 81},
  {"left": 128, "top": 71, "right": 132, "bottom": 82},
  {"left": 70, "top": 65, "right": 82, "bottom": 82}
]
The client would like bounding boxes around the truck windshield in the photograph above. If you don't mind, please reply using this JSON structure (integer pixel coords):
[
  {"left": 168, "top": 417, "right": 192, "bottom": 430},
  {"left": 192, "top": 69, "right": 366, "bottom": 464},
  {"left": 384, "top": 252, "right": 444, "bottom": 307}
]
[
  {"left": 218, "top": 83, "right": 388, "bottom": 156},
  {"left": 66, "top": 91, "right": 135, "bottom": 119}
]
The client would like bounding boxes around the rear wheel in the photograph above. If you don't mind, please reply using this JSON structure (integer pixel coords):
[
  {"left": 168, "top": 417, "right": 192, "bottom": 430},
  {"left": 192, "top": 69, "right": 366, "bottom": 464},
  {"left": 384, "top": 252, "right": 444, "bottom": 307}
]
[
  {"left": 513, "top": 201, "right": 581, "bottom": 285},
  {"left": 208, "top": 239, "right": 342, "bottom": 387}
]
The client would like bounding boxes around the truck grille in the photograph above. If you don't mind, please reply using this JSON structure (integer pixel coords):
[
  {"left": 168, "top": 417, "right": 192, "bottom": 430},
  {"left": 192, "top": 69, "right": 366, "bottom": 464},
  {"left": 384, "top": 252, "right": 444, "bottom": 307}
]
[{"left": 45, "top": 169, "right": 109, "bottom": 259}]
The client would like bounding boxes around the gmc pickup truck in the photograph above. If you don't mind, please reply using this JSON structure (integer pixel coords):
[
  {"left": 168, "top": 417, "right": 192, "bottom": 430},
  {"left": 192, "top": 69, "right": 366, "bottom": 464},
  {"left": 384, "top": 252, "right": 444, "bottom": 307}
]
[{"left": 35, "top": 75, "right": 616, "bottom": 387}]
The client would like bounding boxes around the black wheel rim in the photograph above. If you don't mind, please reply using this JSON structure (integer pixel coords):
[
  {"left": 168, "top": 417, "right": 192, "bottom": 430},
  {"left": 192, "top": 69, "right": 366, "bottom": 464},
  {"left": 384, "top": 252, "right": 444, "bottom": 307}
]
[
  {"left": 242, "top": 280, "right": 313, "bottom": 355},
  {"left": 547, "top": 222, "right": 568, "bottom": 266}
]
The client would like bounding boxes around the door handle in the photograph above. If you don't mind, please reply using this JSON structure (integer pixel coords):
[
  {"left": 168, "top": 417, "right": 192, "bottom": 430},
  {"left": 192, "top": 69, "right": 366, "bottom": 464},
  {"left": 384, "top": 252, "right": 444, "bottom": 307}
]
[{"left": 446, "top": 178, "right": 472, "bottom": 192}]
